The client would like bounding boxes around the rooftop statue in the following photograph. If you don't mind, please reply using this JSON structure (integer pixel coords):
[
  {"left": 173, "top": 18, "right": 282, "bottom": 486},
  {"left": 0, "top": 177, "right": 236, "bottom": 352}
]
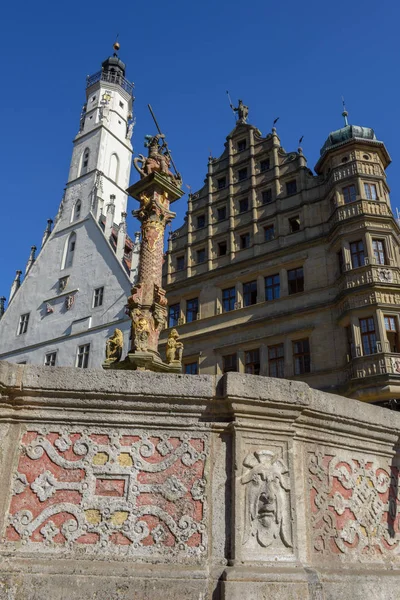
[{"left": 231, "top": 98, "right": 249, "bottom": 124}]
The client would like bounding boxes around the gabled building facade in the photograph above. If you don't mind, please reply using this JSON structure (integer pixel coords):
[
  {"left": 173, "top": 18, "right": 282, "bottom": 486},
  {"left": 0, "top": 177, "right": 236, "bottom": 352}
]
[
  {"left": 161, "top": 111, "right": 400, "bottom": 406},
  {"left": 0, "top": 47, "right": 139, "bottom": 368}
]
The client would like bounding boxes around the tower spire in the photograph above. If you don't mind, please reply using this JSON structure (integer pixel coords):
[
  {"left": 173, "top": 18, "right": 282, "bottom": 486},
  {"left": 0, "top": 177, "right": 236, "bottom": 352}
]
[{"left": 342, "top": 97, "right": 349, "bottom": 127}]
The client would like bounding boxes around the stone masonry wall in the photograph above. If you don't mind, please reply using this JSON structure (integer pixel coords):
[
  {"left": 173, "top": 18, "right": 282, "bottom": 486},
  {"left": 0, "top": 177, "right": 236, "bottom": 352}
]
[{"left": 0, "top": 361, "right": 400, "bottom": 599}]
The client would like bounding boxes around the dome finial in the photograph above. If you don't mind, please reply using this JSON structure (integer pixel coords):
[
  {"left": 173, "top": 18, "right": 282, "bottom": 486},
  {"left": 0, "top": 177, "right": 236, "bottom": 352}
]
[
  {"left": 113, "top": 33, "right": 120, "bottom": 54},
  {"left": 342, "top": 96, "right": 349, "bottom": 127}
]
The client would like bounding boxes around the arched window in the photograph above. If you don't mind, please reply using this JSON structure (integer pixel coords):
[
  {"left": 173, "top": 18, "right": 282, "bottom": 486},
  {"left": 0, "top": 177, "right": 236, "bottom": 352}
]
[
  {"left": 62, "top": 232, "right": 77, "bottom": 269},
  {"left": 109, "top": 153, "right": 119, "bottom": 183},
  {"left": 72, "top": 200, "right": 81, "bottom": 222},
  {"left": 80, "top": 148, "right": 90, "bottom": 176}
]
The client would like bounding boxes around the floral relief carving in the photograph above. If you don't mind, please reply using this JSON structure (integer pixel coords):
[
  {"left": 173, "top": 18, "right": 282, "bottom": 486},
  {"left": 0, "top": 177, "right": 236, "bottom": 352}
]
[
  {"left": 242, "top": 450, "right": 292, "bottom": 550},
  {"left": 6, "top": 428, "right": 208, "bottom": 558},
  {"left": 309, "top": 450, "right": 400, "bottom": 556}
]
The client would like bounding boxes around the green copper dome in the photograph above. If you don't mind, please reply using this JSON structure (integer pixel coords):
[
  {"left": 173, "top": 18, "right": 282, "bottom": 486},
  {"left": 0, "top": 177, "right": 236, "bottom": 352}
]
[{"left": 320, "top": 124, "right": 376, "bottom": 156}]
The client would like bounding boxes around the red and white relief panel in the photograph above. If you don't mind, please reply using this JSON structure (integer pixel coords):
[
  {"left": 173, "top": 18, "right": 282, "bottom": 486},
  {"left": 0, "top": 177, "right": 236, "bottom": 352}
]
[
  {"left": 309, "top": 449, "right": 400, "bottom": 557},
  {"left": 5, "top": 428, "right": 208, "bottom": 557}
]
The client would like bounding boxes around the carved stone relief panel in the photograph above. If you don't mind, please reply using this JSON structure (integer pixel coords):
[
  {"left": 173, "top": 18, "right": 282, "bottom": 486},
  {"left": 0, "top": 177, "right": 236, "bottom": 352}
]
[
  {"left": 308, "top": 448, "right": 400, "bottom": 559},
  {"left": 239, "top": 440, "right": 293, "bottom": 559},
  {"left": 4, "top": 427, "right": 208, "bottom": 559}
]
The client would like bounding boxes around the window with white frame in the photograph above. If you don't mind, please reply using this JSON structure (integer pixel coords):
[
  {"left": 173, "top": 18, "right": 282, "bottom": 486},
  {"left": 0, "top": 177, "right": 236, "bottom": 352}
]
[
  {"left": 93, "top": 286, "right": 104, "bottom": 308},
  {"left": 364, "top": 182, "right": 378, "bottom": 200},
  {"left": 44, "top": 352, "right": 57, "bottom": 366},
  {"left": 76, "top": 344, "right": 90, "bottom": 368},
  {"left": 18, "top": 313, "right": 29, "bottom": 335}
]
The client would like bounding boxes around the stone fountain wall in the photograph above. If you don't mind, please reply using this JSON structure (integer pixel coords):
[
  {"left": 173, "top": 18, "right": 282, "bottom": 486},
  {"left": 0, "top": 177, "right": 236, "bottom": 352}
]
[{"left": 0, "top": 360, "right": 399, "bottom": 599}]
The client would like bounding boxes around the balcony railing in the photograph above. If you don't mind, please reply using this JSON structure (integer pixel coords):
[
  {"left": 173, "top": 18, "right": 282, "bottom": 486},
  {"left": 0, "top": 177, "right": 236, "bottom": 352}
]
[
  {"left": 336, "top": 289, "right": 400, "bottom": 317},
  {"left": 348, "top": 350, "right": 400, "bottom": 380},
  {"left": 327, "top": 159, "right": 383, "bottom": 188},
  {"left": 338, "top": 264, "right": 400, "bottom": 293},
  {"left": 332, "top": 199, "right": 391, "bottom": 224},
  {"left": 86, "top": 70, "right": 134, "bottom": 96}
]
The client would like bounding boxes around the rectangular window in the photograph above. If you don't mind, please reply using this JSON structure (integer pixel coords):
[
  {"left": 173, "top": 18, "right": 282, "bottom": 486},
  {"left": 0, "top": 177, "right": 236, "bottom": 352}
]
[
  {"left": 293, "top": 339, "right": 311, "bottom": 375},
  {"left": 44, "top": 352, "right": 57, "bottom": 366},
  {"left": 168, "top": 303, "right": 180, "bottom": 327},
  {"left": 185, "top": 362, "right": 198, "bottom": 375},
  {"left": 176, "top": 255, "right": 185, "bottom": 271},
  {"left": 288, "top": 267, "right": 304, "bottom": 294},
  {"left": 237, "top": 139, "right": 247, "bottom": 152},
  {"left": 217, "top": 206, "right": 227, "bottom": 221},
  {"left": 218, "top": 241, "right": 227, "bottom": 256},
  {"left": 364, "top": 182, "right": 377, "bottom": 200},
  {"left": 268, "top": 344, "right": 284, "bottom": 378},
  {"left": 289, "top": 216, "right": 300, "bottom": 232},
  {"left": 222, "top": 287, "right": 236, "bottom": 312},
  {"left": 243, "top": 280, "right": 257, "bottom": 306},
  {"left": 196, "top": 214, "right": 206, "bottom": 229},
  {"left": 350, "top": 240, "right": 365, "bottom": 268},
  {"left": 240, "top": 232, "right": 250, "bottom": 249},
  {"left": 238, "top": 168, "right": 248, "bottom": 182},
  {"left": 384, "top": 315, "right": 399, "bottom": 353},
  {"left": 223, "top": 353, "right": 237, "bottom": 373},
  {"left": 286, "top": 180, "right": 297, "bottom": 195},
  {"left": 265, "top": 274, "right": 280, "bottom": 301},
  {"left": 264, "top": 224, "right": 275, "bottom": 242},
  {"left": 262, "top": 189, "right": 272, "bottom": 204},
  {"left": 186, "top": 298, "right": 199, "bottom": 323},
  {"left": 217, "top": 177, "right": 226, "bottom": 190},
  {"left": 93, "top": 286, "right": 104, "bottom": 308},
  {"left": 196, "top": 248, "right": 206, "bottom": 263},
  {"left": 18, "top": 313, "right": 29, "bottom": 335},
  {"left": 239, "top": 198, "right": 249, "bottom": 213},
  {"left": 372, "top": 239, "right": 386, "bottom": 265},
  {"left": 76, "top": 344, "right": 90, "bottom": 369},
  {"left": 245, "top": 349, "right": 260, "bottom": 375},
  {"left": 359, "top": 317, "right": 377, "bottom": 355},
  {"left": 343, "top": 184, "right": 357, "bottom": 204},
  {"left": 260, "top": 159, "right": 270, "bottom": 172}
]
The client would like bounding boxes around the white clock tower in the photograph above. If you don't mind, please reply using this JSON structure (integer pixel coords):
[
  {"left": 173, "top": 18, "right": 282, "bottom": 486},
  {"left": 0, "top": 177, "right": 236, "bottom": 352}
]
[{"left": 0, "top": 45, "right": 140, "bottom": 368}]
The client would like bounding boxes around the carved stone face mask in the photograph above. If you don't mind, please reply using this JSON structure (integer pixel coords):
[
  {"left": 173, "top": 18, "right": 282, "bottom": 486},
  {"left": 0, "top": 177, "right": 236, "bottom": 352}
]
[{"left": 242, "top": 451, "right": 292, "bottom": 550}]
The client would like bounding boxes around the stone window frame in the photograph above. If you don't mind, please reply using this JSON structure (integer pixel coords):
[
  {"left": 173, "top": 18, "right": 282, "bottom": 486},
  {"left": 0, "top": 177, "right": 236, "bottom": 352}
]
[
  {"left": 44, "top": 351, "right": 57, "bottom": 367},
  {"left": 93, "top": 287, "right": 104, "bottom": 308},
  {"left": 292, "top": 338, "right": 311, "bottom": 375},
  {"left": 17, "top": 313, "right": 30, "bottom": 336},
  {"left": 286, "top": 179, "right": 297, "bottom": 196},
  {"left": 186, "top": 298, "right": 199, "bottom": 323},
  {"left": 238, "top": 197, "right": 249, "bottom": 213},
  {"left": 222, "top": 353, "right": 237, "bottom": 373},
  {"left": 76, "top": 344, "right": 90, "bottom": 369},
  {"left": 217, "top": 240, "right": 228, "bottom": 256},
  {"left": 184, "top": 361, "right": 198, "bottom": 375},
  {"left": 260, "top": 158, "right": 271, "bottom": 172},
  {"left": 222, "top": 287, "right": 236, "bottom": 312},
  {"left": 262, "top": 188, "right": 273, "bottom": 204},
  {"left": 176, "top": 256, "right": 185, "bottom": 271},
  {"left": 288, "top": 215, "right": 301, "bottom": 233},
  {"left": 237, "top": 139, "right": 247, "bottom": 152},
  {"left": 168, "top": 303, "right": 180, "bottom": 328},
  {"left": 268, "top": 343, "right": 284, "bottom": 378},
  {"left": 239, "top": 232, "right": 250, "bottom": 250},
  {"left": 217, "top": 205, "right": 227, "bottom": 221},
  {"left": 287, "top": 267, "right": 304, "bottom": 295},
  {"left": 244, "top": 348, "right": 260, "bottom": 375},
  {"left": 264, "top": 224, "right": 275, "bottom": 242},
  {"left": 364, "top": 182, "right": 378, "bottom": 201},
  {"left": 237, "top": 167, "right": 248, "bottom": 182},
  {"left": 265, "top": 273, "right": 280, "bottom": 301}
]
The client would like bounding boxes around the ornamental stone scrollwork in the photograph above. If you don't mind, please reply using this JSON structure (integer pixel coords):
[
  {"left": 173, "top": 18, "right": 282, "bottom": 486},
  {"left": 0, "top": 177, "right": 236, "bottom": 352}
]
[
  {"left": 6, "top": 427, "right": 208, "bottom": 558},
  {"left": 308, "top": 449, "right": 400, "bottom": 557},
  {"left": 241, "top": 450, "right": 292, "bottom": 550}
]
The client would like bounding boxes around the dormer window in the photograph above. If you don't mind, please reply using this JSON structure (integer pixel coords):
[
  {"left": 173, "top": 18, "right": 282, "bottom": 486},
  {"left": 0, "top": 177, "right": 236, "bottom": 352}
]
[{"left": 237, "top": 139, "right": 247, "bottom": 152}]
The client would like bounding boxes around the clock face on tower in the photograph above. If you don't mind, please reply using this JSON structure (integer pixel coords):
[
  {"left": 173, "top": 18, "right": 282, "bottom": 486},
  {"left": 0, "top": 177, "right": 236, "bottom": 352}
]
[{"left": 101, "top": 91, "right": 112, "bottom": 105}]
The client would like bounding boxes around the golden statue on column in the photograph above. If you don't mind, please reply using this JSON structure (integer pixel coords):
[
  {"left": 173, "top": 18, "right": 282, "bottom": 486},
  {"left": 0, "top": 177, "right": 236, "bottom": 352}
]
[{"left": 104, "top": 107, "right": 184, "bottom": 372}]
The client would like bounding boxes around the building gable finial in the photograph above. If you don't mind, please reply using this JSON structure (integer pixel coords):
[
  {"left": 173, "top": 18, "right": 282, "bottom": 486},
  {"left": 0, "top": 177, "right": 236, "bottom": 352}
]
[
  {"left": 113, "top": 34, "right": 120, "bottom": 54},
  {"left": 342, "top": 96, "right": 349, "bottom": 127}
]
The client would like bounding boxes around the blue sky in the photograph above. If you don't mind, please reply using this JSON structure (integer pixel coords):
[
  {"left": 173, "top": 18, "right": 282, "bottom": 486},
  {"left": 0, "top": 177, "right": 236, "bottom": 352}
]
[{"left": 0, "top": 0, "right": 398, "bottom": 299}]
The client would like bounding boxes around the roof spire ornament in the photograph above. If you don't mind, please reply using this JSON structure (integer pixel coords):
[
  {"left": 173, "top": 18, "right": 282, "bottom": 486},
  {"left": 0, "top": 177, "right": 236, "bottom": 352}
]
[
  {"left": 113, "top": 34, "right": 120, "bottom": 54},
  {"left": 342, "top": 97, "right": 349, "bottom": 127}
]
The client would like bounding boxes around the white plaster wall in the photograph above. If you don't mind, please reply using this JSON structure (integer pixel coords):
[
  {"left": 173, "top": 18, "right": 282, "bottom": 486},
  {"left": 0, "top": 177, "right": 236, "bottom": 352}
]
[{"left": 0, "top": 217, "right": 132, "bottom": 367}]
